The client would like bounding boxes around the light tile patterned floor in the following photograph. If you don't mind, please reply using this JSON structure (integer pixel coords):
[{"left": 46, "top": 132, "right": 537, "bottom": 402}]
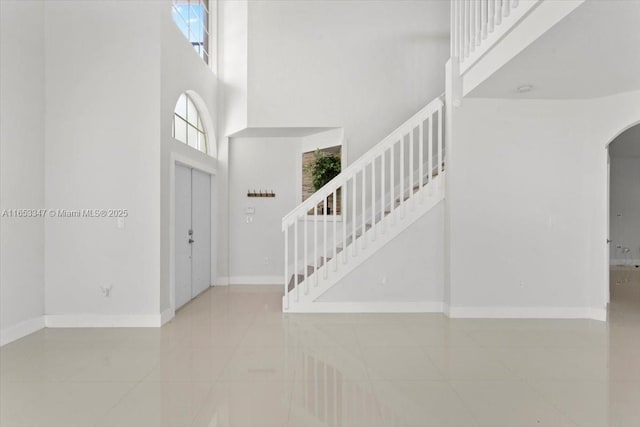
[{"left": 1, "top": 268, "right": 639, "bottom": 426}]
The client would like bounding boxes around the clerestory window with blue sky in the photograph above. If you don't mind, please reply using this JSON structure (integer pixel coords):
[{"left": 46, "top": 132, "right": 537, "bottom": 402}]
[{"left": 172, "top": 0, "right": 212, "bottom": 65}]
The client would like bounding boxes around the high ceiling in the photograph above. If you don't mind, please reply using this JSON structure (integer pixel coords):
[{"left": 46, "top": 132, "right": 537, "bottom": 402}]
[{"left": 469, "top": 0, "right": 640, "bottom": 99}]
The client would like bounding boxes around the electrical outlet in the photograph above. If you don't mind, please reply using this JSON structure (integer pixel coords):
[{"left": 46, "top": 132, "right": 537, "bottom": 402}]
[{"left": 100, "top": 285, "right": 113, "bottom": 297}]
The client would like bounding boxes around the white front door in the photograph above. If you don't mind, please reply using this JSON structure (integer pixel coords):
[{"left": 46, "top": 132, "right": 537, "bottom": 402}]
[
  {"left": 175, "top": 164, "right": 192, "bottom": 309},
  {"left": 191, "top": 168, "right": 211, "bottom": 298},
  {"left": 175, "top": 164, "right": 212, "bottom": 310}
]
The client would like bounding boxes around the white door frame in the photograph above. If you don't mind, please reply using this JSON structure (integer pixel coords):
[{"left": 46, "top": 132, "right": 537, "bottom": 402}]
[
  {"left": 604, "top": 120, "right": 640, "bottom": 310},
  {"left": 606, "top": 148, "right": 611, "bottom": 304},
  {"left": 169, "top": 152, "right": 217, "bottom": 316}
]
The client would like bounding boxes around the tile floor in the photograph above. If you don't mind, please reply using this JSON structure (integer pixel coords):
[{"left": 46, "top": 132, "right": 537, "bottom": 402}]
[{"left": 1, "top": 268, "right": 639, "bottom": 427}]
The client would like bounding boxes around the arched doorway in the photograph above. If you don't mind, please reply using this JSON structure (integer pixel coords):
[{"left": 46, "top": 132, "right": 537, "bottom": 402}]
[{"left": 608, "top": 123, "right": 640, "bottom": 319}]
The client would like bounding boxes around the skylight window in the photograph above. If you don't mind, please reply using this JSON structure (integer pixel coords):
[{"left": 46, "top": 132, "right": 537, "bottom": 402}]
[{"left": 172, "top": 0, "right": 211, "bottom": 64}]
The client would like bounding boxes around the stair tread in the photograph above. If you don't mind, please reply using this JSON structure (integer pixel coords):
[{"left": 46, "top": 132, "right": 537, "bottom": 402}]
[
  {"left": 287, "top": 266, "right": 316, "bottom": 291},
  {"left": 287, "top": 274, "right": 304, "bottom": 292},
  {"left": 319, "top": 256, "right": 332, "bottom": 267}
]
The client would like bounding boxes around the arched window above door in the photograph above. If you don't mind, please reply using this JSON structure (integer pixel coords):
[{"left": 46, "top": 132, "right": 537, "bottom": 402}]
[{"left": 173, "top": 93, "right": 210, "bottom": 155}]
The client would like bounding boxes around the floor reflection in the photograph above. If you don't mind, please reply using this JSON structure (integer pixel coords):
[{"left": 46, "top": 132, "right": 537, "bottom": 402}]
[{"left": 1, "top": 280, "right": 640, "bottom": 426}]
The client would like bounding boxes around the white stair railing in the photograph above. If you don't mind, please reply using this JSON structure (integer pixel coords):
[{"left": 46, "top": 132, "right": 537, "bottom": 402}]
[
  {"left": 282, "top": 96, "right": 445, "bottom": 310},
  {"left": 452, "top": 0, "right": 540, "bottom": 73}
]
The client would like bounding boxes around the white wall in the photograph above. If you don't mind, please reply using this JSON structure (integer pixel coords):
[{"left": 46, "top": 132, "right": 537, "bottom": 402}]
[
  {"left": 0, "top": 0, "right": 46, "bottom": 343},
  {"left": 446, "top": 91, "right": 640, "bottom": 319},
  {"left": 228, "top": 129, "right": 347, "bottom": 284},
  {"left": 228, "top": 137, "right": 301, "bottom": 283},
  {"left": 159, "top": 4, "right": 219, "bottom": 312},
  {"left": 246, "top": 0, "right": 449, "bottom": 160},
  {"left": 318, "top": 202, "right": 444, "bottom": 303},
  {"left": 44, "top": 1, "right": 162, "bottom": 322},
  {"left": 610, "top": 125, "right": 640, "bottom": 264},
  {"left": 216, "top": 0, "right": 251, "bottom": 286},
  {"left": 220, "top": 0, "right": 248, "bottom": 136},
  {"left": 220, "top": 0, "right": 449, "bottom": 289}
]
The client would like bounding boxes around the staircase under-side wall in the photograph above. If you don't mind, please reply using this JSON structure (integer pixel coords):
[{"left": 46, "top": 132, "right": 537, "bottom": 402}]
[{"left": 282, "top": 96, "right": 446, "bottom": 313}]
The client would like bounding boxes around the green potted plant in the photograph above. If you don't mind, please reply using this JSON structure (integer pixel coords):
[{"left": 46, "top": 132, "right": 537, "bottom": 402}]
[
  {"left": 307, "top": 149, "right": 341, "bottom": 191},
  {"left": 306, "top": 149, "right": 341, "bottom": 214}
]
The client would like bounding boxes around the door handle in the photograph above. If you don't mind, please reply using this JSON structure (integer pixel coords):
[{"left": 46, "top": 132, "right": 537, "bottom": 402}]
[{"left": 188, "top": 238, "right": 194, "bottom": 244}]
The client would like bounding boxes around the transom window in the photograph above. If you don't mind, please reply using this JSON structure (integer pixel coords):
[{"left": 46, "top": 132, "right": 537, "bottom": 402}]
[
  {"left": 172, "top": 0, "right": 211, "bottom": 64},
  {"left": 173, "top": 93, "right": 208, "bottom": 154}
]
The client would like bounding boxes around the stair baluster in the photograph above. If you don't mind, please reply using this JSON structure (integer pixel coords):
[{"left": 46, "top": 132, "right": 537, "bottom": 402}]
[{"left": 282, "top": 96, "right": 445, "bottom": 312}]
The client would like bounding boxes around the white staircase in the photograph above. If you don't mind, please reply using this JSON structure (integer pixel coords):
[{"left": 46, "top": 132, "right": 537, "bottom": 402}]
[{"left": 282, "top": 96, "right": 446, "bottom": 312}]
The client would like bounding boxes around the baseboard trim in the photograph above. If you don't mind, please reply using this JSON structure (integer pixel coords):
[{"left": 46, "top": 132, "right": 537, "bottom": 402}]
[
  {"left": 611, "top": 259, "right": 640, "bottom": 267},
  {"left": 285, "top": 301, "right": 444, "bottom": 313},
  {"left": 229, "top": 276, "right": 283, "bottom": 285},
  {"left": 445, "top": 305, "right": 607, "bottom": 321},
  {"left": 216, "top": 276, "right": 230, "bottom": 286},
  {"left": 588, "top": 307, "right": 608, "bottom": 321},
  {"left": 45, "top": 314, "right": 162, "bottom": 328},
  {"left": 160, "top": 308, "right": 175, "bottom": 325},
  {"left": 0, "top": 316, "right": 46, "bottom": 346},
  {"left": 285, "top": 301, "right": 607, "bottom": 319},
  {"left": 0, "top": 304, "right": 608, "bottom": 346},
  {"left": 1, "top": 308, "right": 207, "bottom": 345}
]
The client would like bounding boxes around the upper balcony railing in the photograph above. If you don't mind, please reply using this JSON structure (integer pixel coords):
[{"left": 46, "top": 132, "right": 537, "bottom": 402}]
[{"left": 452, "top": 0, "right": 541, "bottom": 73}]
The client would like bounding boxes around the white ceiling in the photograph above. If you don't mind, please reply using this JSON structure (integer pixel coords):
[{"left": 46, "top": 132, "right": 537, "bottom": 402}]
[
  {"left": 610, "top": 124, "right": 640, "bottom": 158},
  {"left": 469, "top": 0, "right": 640, "bottom": 99}
]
